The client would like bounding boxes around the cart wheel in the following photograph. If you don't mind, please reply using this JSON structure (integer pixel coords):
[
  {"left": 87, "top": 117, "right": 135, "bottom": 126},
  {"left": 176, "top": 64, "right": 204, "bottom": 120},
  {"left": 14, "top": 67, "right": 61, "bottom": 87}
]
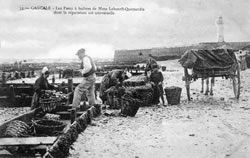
[
  {"left": 232, "top": 64, "right": 240, "bottom": 99},
  {"left": 184, "top": 68, "right": 191, "bottom": 101}
]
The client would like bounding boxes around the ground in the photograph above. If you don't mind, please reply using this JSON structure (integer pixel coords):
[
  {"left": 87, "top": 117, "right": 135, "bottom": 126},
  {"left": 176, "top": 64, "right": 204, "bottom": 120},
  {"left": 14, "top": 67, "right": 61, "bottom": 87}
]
[
  {"left": 1, "top": 60, "right": 250, "bottom": 158},
  {"left": 69, "top": 60, "right": 250, "bottom": 158}
]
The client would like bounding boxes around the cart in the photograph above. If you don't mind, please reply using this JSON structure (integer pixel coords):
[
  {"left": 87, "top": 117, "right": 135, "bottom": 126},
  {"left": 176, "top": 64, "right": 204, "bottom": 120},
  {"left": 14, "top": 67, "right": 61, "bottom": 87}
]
[{"left": 179, "top": 49, "right": 240, "bottom": 101}]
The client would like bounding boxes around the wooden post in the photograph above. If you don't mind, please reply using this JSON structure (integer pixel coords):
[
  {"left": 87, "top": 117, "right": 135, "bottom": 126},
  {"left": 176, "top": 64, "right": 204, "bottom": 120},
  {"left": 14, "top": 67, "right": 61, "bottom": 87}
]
[
  {"left": 184, "top": 68, "right": 191, "bottom": 101},
  {"left": 68, "top": 78, "right": 73, "bottom": 93},
  {"left": 71, "top": 108, "right": 76, "bottom": 124},
  {"left": 72, "top": 69, "right": 74, "bottom": 78},
  {"left": 2, "top": 73, "right": 6, "bottom": 86},
  {"left": 59, "top": 69, "right": 62, "bottom": 79},
  {"left": 52, "top": 74, "right": 55, "bottom": 85},
  {"left": 9, "top": 85, "right": 15, "bottom": 103}
]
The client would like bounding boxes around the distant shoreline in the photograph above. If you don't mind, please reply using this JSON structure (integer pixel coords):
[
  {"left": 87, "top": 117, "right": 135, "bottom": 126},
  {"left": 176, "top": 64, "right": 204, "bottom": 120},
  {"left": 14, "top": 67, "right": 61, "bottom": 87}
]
[{"left": 0, "top": 57, "right": 113, "bottom": 64}]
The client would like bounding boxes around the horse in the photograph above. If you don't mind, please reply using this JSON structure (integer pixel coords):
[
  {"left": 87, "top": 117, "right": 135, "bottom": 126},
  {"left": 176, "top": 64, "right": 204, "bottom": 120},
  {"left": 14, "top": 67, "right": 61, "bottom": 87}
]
[
  {"left": 200, "top": 50, "right": 244, "bottom": 96},
  {"left": 201, "top": 77, "right": 215, "bottom": 95}
]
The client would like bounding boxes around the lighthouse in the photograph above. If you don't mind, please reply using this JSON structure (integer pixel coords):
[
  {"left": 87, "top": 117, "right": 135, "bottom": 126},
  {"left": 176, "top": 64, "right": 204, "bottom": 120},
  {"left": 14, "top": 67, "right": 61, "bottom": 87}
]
[{"left": 216, "top": 16, "right": 224, "bottom": 42}]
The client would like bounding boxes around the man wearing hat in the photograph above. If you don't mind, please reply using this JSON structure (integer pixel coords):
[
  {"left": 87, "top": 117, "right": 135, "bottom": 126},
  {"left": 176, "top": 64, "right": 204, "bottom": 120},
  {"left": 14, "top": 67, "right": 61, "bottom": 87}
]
[
  {"left": 149, "top": 64, "right": 165, "bottom": 105},
  {"left": 31, "top": 67, "right": 55, "bottom": 110},
  {"left": 72, "top": 48, "right": 97, "bottom": 110}
]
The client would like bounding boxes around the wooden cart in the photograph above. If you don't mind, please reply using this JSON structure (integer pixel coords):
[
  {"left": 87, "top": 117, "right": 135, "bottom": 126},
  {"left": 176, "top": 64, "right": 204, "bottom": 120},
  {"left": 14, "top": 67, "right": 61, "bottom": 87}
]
[{"left": 181, "top": 49, "right": 241, "bottom": 101}]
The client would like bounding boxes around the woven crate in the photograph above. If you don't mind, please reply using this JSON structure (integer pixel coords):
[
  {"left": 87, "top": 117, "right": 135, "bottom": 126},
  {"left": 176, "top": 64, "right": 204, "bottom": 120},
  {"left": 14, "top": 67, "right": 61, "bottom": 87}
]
[
  {"left": 123, "top": 75, "right": 148, "bottom": 87},
  {"left": 43, "top": 113, "right": 60, "bottom": 120},
  {"left": 121, "top": 94, "right": 142, "bottom": 117},
  {"left": 106, "top": 86, "right": 124, "bottom": 109},
  {"left": 164, "top": 86, "right": 182, "bottom": 105},
  {"left": 39, "top": 97, "right": 59, "bottom": 112},
  {"left": 4, "top": 120, "right": 30, "bottom": 137},
  {"left": 107, "top": 93, "right": 122, "bottom": 109},
  {"left": 33, "top": 119, "right": 66, "bottom": 135},
  {"left": 125, "top": 84, "right": 153, "bottom": 106}
]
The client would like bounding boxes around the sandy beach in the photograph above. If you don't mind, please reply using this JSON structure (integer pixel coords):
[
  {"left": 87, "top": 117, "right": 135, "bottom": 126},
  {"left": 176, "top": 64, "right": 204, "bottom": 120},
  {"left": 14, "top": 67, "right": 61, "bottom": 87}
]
[
  {"left": 69, "top": 60, "right": 250, "bottom": 158},
  {"left": 1, "top": 59, "right": 250, "bottom": 158}
]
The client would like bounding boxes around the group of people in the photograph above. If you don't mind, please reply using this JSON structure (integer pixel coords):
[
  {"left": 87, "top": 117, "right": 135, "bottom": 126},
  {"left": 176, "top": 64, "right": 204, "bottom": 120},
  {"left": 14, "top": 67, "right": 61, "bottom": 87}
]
[{"left": 31, "top": 49, "right": 165, "bottom": 111}]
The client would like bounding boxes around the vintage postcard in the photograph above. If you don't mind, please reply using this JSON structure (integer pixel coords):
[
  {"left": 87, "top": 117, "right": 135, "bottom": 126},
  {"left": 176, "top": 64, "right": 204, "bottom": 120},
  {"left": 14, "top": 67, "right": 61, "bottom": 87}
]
[{"left": 0, "top": 0, "right": 250, "bottom": 157}]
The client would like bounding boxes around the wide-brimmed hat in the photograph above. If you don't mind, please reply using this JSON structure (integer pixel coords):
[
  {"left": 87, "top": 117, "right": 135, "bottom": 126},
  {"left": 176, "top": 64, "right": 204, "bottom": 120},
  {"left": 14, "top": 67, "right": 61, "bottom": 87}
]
[{"left": 76, "top": 48, "right": 85, "bottom": 55}]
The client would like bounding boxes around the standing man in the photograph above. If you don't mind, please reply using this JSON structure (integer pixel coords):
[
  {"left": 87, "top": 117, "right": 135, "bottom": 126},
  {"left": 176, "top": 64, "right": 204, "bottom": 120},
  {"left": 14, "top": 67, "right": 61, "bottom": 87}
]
[
  {"left": 149, "top": 64, "right": 165, "bottom": 105},
  {"left": 72, "top": 48, "right": 97, "bottom": 110}
]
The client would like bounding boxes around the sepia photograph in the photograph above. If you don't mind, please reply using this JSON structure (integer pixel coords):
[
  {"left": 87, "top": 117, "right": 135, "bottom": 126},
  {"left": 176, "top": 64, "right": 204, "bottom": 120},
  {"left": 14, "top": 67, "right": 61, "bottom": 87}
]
[{"left": 0, "top": 0, "right": 250, "bottom": 157}]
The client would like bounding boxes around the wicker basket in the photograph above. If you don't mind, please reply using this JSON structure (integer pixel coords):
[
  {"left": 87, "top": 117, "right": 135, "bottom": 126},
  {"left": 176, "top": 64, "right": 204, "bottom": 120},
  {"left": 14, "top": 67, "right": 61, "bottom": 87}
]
[
  {"left": 121, "top": 94, "right": 142, "bottom": 117},
  {"left": 39, "top": 97, "right": 59, "bottom": 112},
  {"left": 125, "top": 84, "right": 153, "bottom": 106},
  {"left": 33, "top": 119, "right": 66, "bottom": 135},
  {"left": 4, "top": 120, "right": 30, "bottom": 137},
  {"left": 107, "top": 93, "right": 122, "bottom": 109},
  {"left": 106, "top": 86, "right": 124, "bottom": 109},
  {"left": 164, "top": 86, "right": 182, "bottom": 105},
  {"left": 123, "top": 75, "right": 148, "bottom": 87}
]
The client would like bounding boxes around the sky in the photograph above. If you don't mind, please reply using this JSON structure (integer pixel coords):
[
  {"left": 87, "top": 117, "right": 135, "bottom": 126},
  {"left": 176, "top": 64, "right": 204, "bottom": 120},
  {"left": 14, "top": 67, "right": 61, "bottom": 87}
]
[{"left": 0, "top": 0, "right": 250, "bottom": 60}]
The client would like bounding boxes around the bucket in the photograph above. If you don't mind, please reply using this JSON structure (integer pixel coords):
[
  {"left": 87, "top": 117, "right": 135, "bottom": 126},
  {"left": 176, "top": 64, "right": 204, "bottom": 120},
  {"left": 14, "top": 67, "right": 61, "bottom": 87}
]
[
  {"left": 162, "top": 66, "right": 166, "bottom": 71},
  {"left": 164, "top": 86, "right": 182, "bottom": 105}
]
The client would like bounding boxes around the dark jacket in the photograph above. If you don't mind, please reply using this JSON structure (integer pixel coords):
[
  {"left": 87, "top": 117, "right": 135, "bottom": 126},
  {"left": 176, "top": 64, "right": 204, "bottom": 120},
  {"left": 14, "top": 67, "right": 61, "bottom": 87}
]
[
  {"left": 150, "top": 71, "right": 163, "bottom": 84},
  {"left": 31, "top": 75, "right": 54, "bottom": 110},
  {"left": 150, "top": 70, "right": 164, "bottom": 104},
  {"left": 34, "top": 75, "right": 54, "bottom": 96},
  {"left": 99, "top": 70, "right": 124, "bottom": 103}
]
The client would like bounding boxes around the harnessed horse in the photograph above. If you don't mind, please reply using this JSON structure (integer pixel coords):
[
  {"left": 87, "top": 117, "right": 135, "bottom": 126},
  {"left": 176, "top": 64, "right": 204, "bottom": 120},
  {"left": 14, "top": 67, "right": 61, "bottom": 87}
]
[{"left": 200, "top": 50, "right": 243, "bottom": 96}]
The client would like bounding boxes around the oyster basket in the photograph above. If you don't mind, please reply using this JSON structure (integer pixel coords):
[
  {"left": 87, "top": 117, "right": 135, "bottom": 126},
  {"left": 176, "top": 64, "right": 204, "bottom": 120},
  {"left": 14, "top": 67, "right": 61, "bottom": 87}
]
[
  {"left": 33, "top": 119, "right": 66, "bottom": 135},
  {"left": 4, "top": 120, "right": 30, "bottom": 137},
  {"left": 39, "top": 97, "right": 60, "bottom": 112},
  {"left": 164, "top": 86, "right": 182, "bottom": 105},
  {"left": 107, "top": 94, "right": 122, "bottom": 109},
  {"left": 121, "top": 94, "right": 142, "bottom": 117}
]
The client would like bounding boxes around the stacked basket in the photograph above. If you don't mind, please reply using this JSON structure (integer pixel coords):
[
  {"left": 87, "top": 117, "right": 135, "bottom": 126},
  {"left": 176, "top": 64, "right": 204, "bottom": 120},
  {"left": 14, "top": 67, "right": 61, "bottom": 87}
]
[
  {"left": 123, "top": 75, "right": 148, "bottom": 87},
  {"left": 39, "top": 97, "right": 59, "bottom": 112},
  {"left": 125, "top": 84, "right": 153, "bottom": 106},
  {"left": 39, "top": 90, "right": 67, "bottom": 112},
  {"left": 33, "top": 119, "right": 66, "bottom": 135},
  {"left": 4, "top": 120, "right": 30, "bottom": 137},
  {"left": 105, "top": 86, "right": 125, "bottom": 109},
  {"left": 121, "top": 93, "right": 142, "bottom": 117}
]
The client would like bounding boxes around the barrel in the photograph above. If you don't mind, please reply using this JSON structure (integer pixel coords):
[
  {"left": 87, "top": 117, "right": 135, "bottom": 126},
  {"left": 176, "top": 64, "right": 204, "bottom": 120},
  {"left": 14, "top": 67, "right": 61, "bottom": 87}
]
[
  {"left": 162, "top": 66, "right": 166, "bottom": 71},
  {"left": 164, "top": 86, "right": 182, "bottom": 105}
]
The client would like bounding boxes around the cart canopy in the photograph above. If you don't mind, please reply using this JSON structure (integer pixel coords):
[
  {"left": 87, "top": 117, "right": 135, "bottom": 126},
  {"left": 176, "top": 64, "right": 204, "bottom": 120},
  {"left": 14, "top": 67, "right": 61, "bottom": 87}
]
[{"left": 179, "top": 49, "right": 236, "bottom": 69}]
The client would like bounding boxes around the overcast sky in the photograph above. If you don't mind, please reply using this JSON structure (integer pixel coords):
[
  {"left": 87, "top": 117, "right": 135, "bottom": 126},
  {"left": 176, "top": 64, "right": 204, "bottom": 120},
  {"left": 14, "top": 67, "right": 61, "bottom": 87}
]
[{"left": 0, "top": 0, "right": 250, "bottom": 59}]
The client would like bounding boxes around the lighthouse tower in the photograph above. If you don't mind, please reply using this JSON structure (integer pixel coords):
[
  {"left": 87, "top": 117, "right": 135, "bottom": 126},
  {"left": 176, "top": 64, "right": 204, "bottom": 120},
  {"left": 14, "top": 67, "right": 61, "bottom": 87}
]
[{"left": 216, "top": 16, "right": 224, "bottom": 42}]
